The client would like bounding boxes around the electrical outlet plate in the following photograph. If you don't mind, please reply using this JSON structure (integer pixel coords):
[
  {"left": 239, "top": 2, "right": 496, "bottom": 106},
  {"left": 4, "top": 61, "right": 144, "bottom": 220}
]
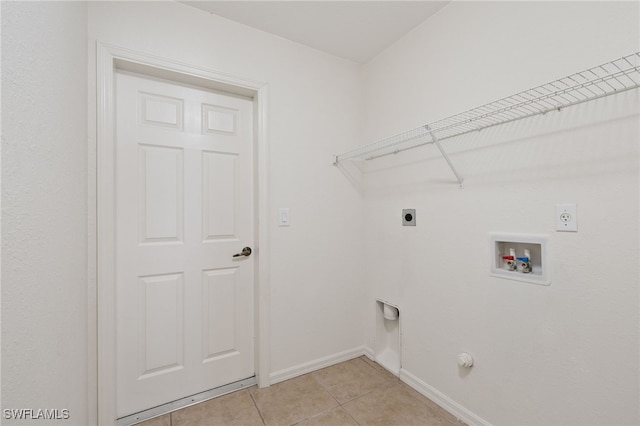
[{"left": 556, "top": 204, "right": 577, "bottom": 232}]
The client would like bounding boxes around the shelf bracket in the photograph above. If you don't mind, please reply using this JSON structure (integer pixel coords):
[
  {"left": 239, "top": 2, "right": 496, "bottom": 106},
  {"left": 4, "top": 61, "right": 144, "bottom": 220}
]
[{"left": 426, "top": 126, "right": 464, "bottom": 188}]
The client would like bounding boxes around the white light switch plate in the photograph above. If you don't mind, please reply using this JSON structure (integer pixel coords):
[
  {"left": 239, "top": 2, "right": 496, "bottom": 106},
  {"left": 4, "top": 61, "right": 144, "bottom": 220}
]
[
  {"left": 279, "top": 208, "right": 290, "bottom": 227},
  {"left": 556, "top": 204, "right": 577, "bottom": 232}
]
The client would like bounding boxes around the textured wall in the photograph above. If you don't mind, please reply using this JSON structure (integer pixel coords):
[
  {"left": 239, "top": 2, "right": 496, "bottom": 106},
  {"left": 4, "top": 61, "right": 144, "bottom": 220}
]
[
  {"left": 362, "top": 2, "right": 639, "bottom": 425},
  {"left": 1, "top": 2, "right": 88, "bottom": 424}
]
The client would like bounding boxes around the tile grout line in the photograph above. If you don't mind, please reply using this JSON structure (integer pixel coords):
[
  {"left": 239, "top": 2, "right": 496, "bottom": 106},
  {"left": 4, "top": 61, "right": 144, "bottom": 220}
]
[
  {"left": 356, "top": 357, "right": 461, "bottom": 424},
  {"left": 337, "top": 385, "right": 383, "bottom": 406},
  {"left": 339, "top": 403, "right": 362, "bottom": 426},
  {"left": 361, "top": 359, "right": 465, "bottom": 425},
  {"left": 336, "top": 361, "right": 391, "bottom": 426},
  {"left": 359, "top": 358, "right": 430, "bottom": 403},
  {"left": 308, "top": 371, "right": 342, "bottom": 407},
  {"left": 307, "top": 372, "right": 362, "bottom": 425},
  {"left": 288, "top": 406, "right": 344, "bottom": 426},
  {"left": 247, "top": 389, "right": 268, "bottom": 426},
  {"left": 345, "top": 357, "right": 400, "bottom": 404},
  {"left": 287, "top": 373, "right": 341, "bottom": 426},
  {"left": 310, "top": 358, "right": 397, "bottom": 426}
]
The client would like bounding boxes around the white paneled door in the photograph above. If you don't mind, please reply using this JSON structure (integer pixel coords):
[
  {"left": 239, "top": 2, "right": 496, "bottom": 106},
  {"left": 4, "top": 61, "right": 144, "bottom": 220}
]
[{"left": 115, "top": 71, "right": 255, "bottom": 417}]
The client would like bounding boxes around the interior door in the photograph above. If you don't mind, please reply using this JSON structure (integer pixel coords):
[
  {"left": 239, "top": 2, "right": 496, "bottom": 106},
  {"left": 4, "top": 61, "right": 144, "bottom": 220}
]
[{"left": 115, "top": 71, "right": 255, "bottom": 417}]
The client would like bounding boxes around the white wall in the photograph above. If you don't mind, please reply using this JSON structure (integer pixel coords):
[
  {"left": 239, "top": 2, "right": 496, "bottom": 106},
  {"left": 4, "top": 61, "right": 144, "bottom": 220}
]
[
  {"left": 87, "top": 0, "right": 366, "bottom": 385},
  {"left": 362, "top": 2, "right": 639, "bottom": 425},
  {"left": 1, "top": 2, "right": 89, "bottom": 425}
]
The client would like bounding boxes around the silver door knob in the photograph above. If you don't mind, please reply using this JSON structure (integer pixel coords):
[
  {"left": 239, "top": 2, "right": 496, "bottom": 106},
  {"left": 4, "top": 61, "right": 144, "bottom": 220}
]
[{"left": 233, "top": 247, "right": 252, "bottom": 258}]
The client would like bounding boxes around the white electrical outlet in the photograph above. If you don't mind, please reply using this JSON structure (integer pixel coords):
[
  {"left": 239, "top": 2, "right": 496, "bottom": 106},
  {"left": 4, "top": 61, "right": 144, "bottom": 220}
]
[{"left": 556, "top": 204, "right": 577, "bottom": 232}]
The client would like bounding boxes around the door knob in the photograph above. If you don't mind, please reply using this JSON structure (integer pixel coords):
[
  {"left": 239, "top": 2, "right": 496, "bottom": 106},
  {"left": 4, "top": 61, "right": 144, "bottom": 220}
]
[{"left": 233, "top": 247, "right": 252, "bottom": 258}]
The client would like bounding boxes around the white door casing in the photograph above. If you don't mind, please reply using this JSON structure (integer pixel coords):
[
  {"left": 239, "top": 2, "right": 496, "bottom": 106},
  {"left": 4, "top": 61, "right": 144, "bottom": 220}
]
[{"left": 115, "top": 71, "right": 254, "bottom": 417}]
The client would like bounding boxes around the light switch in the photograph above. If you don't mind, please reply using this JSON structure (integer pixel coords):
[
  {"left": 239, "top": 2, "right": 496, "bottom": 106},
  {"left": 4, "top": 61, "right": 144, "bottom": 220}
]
[{"left": 279, "top": 208, "right": 290, "bottom": 227}]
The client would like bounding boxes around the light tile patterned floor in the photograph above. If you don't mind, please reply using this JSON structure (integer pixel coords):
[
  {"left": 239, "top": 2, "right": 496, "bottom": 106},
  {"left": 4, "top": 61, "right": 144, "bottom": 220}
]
[{"left": 138, "top": 356, "right": 462, "bottom": 426}]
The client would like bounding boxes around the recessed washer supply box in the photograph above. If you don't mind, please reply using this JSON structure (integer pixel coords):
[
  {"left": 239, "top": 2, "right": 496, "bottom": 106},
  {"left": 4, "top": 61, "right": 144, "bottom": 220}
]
[{"left": 489, "top": 233, "right": 550, "bottom": 285}]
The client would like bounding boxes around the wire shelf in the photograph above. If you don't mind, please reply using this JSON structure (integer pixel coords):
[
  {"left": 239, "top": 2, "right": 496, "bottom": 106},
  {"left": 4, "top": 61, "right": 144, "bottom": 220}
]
[{"left": 334, "top": 52, "right": 640, "bottom": 165}]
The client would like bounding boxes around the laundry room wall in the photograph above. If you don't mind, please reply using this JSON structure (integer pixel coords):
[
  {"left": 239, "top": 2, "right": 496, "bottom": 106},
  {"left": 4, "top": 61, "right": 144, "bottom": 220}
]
[
  {"left": 87, "top": 0, "right": 366, "bottom": 388},
  {"left": 361, "top": 2, "right": 639, "bottom": 425},
  {"left": 1, "top": 2, "right": 89, "bottom": 424}
]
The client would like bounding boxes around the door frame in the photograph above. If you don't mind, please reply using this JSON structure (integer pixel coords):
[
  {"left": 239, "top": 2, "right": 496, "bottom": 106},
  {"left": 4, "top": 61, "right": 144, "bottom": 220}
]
[{"left": 95, "top": 42, "right": 270, "bottom": 425}]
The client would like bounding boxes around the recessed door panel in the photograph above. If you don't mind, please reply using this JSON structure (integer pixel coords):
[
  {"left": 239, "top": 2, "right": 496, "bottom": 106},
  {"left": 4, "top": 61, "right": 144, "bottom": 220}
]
[
  {"left": 138, "top": 273, "right": 184, "bottom": 377},
  {"left": 140, "top": 92, "right": 184, "bottom": 130},
  {"left": 202, "top": 104, "right": 237, "bottom": 135},
  {"left": 139, "top": 145, "right": 184, "bottom": 244},
  {"left": 202, "top": 268, "right": 239, "bottom": 361},
  {"left": 202, "top": 151, "right": 238, "bottom": 241}
]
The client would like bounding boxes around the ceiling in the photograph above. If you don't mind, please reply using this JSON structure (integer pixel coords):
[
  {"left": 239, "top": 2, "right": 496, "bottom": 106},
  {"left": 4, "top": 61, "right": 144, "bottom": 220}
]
[{"left": 180, "top": 1, "right": 449, "bottom": 63}]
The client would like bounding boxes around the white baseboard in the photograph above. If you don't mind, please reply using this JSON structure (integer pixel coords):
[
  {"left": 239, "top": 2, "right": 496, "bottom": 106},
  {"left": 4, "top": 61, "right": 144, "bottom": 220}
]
[
  {"left": 268, "top": 348, "right": 490, "bottom": 426},
  {"left": 269, "top": 346, "right": 367, "bottom": 385},
  {"left": 363, "top": 346, "right": 374, "bottom": 361},
  {"left": 400, "top": 368, "right": 491, "bottom": 426}
]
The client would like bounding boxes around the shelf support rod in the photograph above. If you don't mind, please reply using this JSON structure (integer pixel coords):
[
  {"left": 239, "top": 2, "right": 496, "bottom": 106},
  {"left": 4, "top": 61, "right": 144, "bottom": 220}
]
[{"left": 426, "top": 126, "right": 464, "bottom": 188}]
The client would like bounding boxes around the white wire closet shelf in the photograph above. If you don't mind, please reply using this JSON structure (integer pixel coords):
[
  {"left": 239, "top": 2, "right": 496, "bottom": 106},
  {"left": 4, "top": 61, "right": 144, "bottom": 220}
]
[{"left": 333, "top": 52, "right": 640, "bottom": 185}]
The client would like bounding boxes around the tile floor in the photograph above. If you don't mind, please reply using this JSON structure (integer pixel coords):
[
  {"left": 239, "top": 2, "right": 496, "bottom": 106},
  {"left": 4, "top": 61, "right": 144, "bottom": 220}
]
[{"left": 138, "top": 356, "right": 462, "bottom": 426}]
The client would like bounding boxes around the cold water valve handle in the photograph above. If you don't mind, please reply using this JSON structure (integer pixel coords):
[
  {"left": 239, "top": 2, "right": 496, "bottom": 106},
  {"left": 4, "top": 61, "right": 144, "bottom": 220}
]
[{"left": 516, "top": 257, "right": 531, "bottom": 273}]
